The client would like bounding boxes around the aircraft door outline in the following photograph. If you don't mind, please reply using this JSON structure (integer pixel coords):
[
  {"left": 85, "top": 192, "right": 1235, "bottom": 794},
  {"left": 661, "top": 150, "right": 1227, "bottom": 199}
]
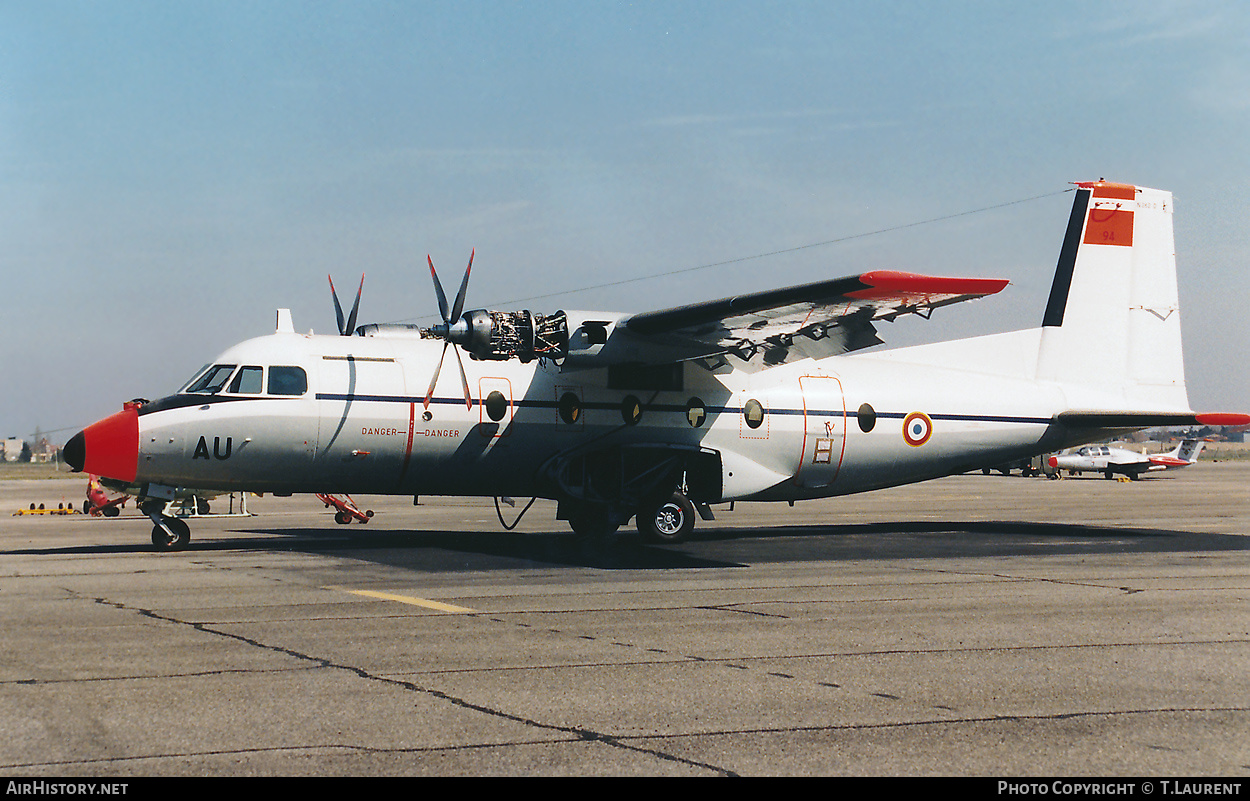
[{"left": 796, "top": 375, "right": 847, "bottom": 488}]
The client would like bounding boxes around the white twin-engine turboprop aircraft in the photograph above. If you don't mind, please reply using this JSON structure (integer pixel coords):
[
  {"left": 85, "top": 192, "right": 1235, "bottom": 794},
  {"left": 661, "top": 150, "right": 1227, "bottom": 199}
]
[{"left": 65, "top": 181, "right": 1248, "bottom": 550}]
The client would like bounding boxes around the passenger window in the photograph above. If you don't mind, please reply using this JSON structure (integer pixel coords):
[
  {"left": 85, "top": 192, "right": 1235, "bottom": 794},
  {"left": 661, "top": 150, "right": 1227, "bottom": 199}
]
[
  {"left": 185, "top": 364, "right": 237, "bottom": 394},
  {"left": 743, "top": 399, "right": 765, "bottom": 429},
  {"left": 228, "top": 366, "right": 264, "bottom": 394},
  {"left": 268, "top": 366, "right": 307, "bottom": 396}
]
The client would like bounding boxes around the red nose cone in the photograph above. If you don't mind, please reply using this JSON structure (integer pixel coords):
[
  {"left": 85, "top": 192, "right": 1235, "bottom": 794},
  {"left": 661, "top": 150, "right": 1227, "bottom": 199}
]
[
  {"left": 1047, "top": 456, "right": 1058, "bottom": 468},
  {"left": 74, "top": 407, "right": 139, "bottom": 483}
]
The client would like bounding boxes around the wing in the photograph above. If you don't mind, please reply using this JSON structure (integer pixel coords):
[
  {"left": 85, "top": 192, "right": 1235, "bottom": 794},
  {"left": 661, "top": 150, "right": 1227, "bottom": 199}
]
[{"left": 567, "top": 270, "right": 1009, "bottom": 369}]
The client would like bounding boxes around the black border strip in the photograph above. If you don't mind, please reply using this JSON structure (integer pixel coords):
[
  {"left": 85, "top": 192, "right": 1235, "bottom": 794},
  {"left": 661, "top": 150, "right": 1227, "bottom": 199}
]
[
  {"left": 624, "top": 275, "right": 869, "bottom": 335},
  {"left": 1041, "top": 188, "right": 1091, "bottom": 327}
]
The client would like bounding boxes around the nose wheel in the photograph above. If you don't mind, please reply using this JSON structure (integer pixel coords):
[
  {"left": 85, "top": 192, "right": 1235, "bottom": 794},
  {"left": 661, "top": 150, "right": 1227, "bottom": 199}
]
[
  {"left": 150, "top": 518, "right": 190, "bottom": 551},
  {"left": 141, "top": 502, "right": 191, "bottom": 551}
]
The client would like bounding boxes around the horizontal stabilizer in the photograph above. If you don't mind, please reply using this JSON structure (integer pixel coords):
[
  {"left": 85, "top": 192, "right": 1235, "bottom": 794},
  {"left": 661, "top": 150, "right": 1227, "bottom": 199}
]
[{"left": 1057, "top": 411, "right": 1250, "bottom": 428}]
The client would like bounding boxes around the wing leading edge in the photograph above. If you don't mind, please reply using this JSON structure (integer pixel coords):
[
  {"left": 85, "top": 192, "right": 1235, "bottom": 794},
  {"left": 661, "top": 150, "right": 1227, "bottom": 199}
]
[{"left": 575, "top": 270, "right": 1009, "bottom": 369}]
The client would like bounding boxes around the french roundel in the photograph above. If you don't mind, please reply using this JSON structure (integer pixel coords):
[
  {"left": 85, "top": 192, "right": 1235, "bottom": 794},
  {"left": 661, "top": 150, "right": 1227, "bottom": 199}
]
[{"left": 902, "top": 412, "right": 933, "bottom": 447}]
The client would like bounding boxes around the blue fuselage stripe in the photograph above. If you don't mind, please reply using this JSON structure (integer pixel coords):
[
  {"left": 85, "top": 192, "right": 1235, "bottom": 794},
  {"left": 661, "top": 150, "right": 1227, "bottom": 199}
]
[{"left": 313, "top": 393, "right": 1051, "bottom": 426}]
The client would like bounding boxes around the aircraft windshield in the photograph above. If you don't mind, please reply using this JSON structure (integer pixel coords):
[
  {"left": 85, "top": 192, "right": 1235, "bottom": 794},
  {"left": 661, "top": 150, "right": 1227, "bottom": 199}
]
[
  {"left": 178, "top": 364, "right": 211, "bottom": 393},
  {"left": 185, "top": 364, "right": 237, "bottom": 394}
]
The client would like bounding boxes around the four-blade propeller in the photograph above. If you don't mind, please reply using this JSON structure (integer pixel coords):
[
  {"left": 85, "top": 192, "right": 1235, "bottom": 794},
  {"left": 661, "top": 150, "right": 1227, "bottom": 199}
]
[
  {"left": 328, "top": 256, "right": 481, "bottom": 411},
  {"left": 424, "top": 250, "right": 475, "bottom": 410},
  {"left": 328, "top": 274, "right": 365, "bottom": 336}
]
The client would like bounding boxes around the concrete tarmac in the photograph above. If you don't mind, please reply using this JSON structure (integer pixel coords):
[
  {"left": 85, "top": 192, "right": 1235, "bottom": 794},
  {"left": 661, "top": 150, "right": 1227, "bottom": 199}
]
[{"left": 0, "top": 464, "right": 1247, "bottom": 776}]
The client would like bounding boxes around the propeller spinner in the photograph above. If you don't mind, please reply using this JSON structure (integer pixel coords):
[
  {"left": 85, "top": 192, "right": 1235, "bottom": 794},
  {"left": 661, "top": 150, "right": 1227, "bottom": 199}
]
[{"left": 328, "top": 274, "right": 365, "bottom": 336}]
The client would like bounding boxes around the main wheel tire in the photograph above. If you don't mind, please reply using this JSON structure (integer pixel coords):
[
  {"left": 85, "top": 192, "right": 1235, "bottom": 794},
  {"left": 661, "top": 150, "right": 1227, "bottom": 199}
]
[
  {"left": 335, "top": 511, "right": 352, "bottom": 524},
  {"left": 637, "top": 493, "right": 696, "bottom": 544},
  {"left": 151, "top": 518, "right": 190, "bottom": 551}
]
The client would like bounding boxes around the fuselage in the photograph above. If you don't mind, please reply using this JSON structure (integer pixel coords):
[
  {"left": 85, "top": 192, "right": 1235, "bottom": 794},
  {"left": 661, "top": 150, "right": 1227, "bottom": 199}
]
[
  {"left": 108, "top": 328, "right": 1081, "bottom": 504},
  {"left": 62, "top": 181, "right": 1246, "bottom": 550}
]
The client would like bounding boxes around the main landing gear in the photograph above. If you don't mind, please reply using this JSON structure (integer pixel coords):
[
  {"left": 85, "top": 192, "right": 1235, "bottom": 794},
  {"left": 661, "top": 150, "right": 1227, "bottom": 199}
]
[
  {"left": 565, "top": 491, "right": 699, "bottom": 544},
  {"left": 636, "top": 492, "right": 696, "bottom": 544}
]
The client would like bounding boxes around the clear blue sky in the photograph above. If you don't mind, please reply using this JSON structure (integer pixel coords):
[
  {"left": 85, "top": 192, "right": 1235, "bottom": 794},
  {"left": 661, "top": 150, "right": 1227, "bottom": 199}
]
[{"left": 3, "top": 1, "right": 1247, "bottom": 442}]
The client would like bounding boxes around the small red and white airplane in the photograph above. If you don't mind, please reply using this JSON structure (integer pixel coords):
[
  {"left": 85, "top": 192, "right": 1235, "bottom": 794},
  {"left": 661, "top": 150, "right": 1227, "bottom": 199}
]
[
  {"left": 1050, "top": 439, "right": 1204, "bottom": 480},
  {"left": 64, "top": 180, "right": 1249, "bottom": 550}
]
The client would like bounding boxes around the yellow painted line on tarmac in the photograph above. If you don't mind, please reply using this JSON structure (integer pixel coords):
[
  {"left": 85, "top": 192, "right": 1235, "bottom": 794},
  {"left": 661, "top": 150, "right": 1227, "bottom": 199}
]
[{"left": 331, "top": 587, "right": 477, "bottom": 614}]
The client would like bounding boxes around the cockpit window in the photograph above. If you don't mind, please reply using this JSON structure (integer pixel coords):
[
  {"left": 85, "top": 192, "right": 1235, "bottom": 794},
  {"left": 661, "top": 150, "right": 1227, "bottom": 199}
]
[
  {"left": 179, "top": 364, "right": 211, "bottom": 393},
  {"left": 185, "top": 364, "right": 237, "bottom": 394},
  {"left": 228, "top": 366, "right": 264, "bottom": 394},
  {"left": 268, "top": 366, "right": 307, "bottom": 396}
]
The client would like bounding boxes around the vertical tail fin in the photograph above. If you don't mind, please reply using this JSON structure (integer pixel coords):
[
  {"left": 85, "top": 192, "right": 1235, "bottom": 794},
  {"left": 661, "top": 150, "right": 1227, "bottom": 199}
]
[
  {"left": 1036, "top": 181, "right": 1190, "bottom": 412},
  {"left": 1176, "top": 439, "right": 1203, "bottom": 463}
]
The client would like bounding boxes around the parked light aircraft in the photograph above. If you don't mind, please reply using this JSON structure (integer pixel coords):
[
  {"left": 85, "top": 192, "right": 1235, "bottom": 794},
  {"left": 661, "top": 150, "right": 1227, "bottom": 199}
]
[
  {"left": 64, "top": 180, "right": 1250, "bottom": 550},
  {"left": 1050, "top": 439, "right": 1204, "bottom": 479}
]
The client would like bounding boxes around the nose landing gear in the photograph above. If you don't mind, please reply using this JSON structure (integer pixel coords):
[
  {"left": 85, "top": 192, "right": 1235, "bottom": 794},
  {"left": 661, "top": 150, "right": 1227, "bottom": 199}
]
[{"left": 141, "top": 502, "right": 191, "bottom": 552}]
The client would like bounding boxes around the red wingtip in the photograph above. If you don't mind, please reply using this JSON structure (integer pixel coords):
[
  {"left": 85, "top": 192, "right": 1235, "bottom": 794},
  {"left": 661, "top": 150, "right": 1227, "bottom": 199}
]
[{"left": 850, "top": 270, "right": 1009, "bottom": 300}]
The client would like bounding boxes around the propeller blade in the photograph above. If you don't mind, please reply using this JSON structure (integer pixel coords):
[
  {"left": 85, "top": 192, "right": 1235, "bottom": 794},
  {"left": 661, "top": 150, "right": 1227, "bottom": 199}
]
[
  {"left": 450, "top": 248, "right": 474, "bottom": 323},
  {"left": 423, "top": 342, "right": 448, "bottom": 410},
  {"left": 329, "top": 275, "right": 346, "bottom": 335},
  {"left": 344, "top": 273, "right": 364, "bottom": 335},
  {"left": 428, "top": 255, "right": 450, "bottom": 323},
  {"left": 423, "top": 252, "right": 476, "bottom": 411},
  {"left": 450, "top": 341, "right": 472, "bottom": 410}
]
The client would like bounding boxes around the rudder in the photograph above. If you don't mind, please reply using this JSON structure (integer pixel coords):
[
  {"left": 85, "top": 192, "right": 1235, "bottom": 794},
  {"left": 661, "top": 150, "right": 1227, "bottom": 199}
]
[{"left": 1035, "top": 181, "right": 1189, "bottom": 412}]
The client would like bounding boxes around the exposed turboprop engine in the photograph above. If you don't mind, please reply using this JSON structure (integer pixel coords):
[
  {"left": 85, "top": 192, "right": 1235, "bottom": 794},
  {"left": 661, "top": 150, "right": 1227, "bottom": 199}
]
[
  {"left": 429, "top": 308, "right": 568, "bottom": 362},
  {"left": 422, "top": 251, "right": 569, "bottom": 368}
]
